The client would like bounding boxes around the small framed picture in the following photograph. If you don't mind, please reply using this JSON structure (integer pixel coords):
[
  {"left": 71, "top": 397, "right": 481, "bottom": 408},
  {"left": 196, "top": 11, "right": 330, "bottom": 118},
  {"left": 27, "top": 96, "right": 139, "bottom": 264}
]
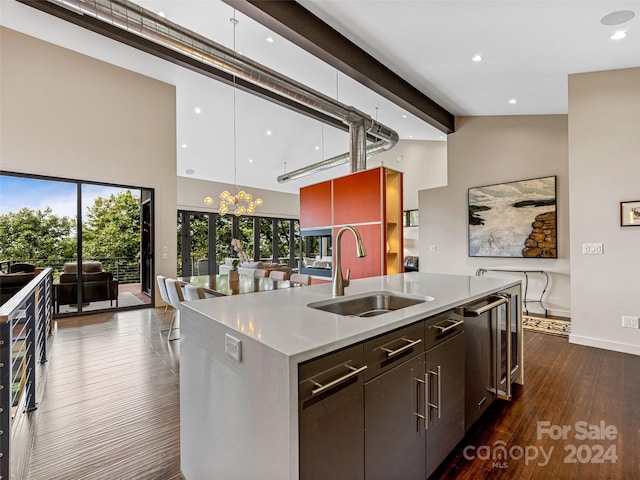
[{"left": 621, "top": 201, "right": 640, "bottom": 227}]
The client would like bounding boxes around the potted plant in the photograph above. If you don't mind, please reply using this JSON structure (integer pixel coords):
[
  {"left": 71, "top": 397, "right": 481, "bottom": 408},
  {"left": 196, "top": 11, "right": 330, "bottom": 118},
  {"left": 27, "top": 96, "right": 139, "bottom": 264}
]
[{"left": 229, "top": 258, "right": 240, "bottom": 282}]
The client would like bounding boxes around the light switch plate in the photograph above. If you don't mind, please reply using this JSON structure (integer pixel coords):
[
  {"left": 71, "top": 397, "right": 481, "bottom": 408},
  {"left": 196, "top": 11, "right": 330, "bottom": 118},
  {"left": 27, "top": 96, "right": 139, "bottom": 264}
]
[
  {"left": 225, "top": 333, "right": 242, "bottom": 362},
  {"left": 622, "top": 316, "right": 639, "bottom": 329},
  {"left": 582, "top": 243, "right": 604, "bottom": 255}
]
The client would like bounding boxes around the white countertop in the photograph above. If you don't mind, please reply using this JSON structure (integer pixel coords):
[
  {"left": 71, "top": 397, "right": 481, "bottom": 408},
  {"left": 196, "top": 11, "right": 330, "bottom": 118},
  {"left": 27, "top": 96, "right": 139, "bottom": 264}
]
[{"left": 182, "top": 272, "right": 520, "bottom": 363}]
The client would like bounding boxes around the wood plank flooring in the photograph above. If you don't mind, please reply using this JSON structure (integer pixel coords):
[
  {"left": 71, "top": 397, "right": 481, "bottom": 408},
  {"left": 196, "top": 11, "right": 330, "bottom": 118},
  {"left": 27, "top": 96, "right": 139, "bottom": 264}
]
[
  {"left": 27, "top": 308, "right": 183, "bottom": 480},
  {"left": 26, "top": 309, "right": 640, "bottom": 479}
]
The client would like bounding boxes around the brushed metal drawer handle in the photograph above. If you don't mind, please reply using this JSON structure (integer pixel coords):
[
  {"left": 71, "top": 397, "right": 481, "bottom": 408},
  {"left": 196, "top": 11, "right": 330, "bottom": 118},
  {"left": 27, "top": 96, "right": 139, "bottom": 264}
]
[
  {"left": 380, "top": 337, "right": 422, "bottom": 358},
  {"left": 433, "top": 319, "right": 463, "bottom": 334},
  {"left": 311, "top": 365, "right": 367, "bottom": 396}
]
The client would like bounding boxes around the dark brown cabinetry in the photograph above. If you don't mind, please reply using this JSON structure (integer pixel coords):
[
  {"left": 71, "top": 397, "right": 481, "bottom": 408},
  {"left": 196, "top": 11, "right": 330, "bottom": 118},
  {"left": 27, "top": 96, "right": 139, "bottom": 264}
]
[
  {"left": 299, "top": 311, "right": 466, "bottom": 480},
  {"left": 298, "top": 343, "right": 366, "bottom": 480},
  {"left": 424, "top": 331, "right": 465, "bottom": 478}
]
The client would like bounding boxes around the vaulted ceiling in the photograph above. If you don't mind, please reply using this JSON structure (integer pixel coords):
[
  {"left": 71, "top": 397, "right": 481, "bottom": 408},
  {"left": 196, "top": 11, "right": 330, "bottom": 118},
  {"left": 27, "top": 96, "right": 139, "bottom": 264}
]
[{"left": 2, "top": 1, "right": 639, "bottom": 194}]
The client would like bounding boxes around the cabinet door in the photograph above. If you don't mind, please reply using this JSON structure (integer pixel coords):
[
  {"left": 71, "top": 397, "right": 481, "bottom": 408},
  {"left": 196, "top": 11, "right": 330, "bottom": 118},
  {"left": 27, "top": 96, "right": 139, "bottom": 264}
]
[
  {"left": 425, "top": 333, "right": 465, "bottom": 478},
  {"left": 333, "top": 168, "right": 382, "bottom": 225},
  {"left": 365, "top": 354, "right": 425, "bottom": 480},
  {"left": 299, "top": 344, "right": 365, "bottom": 480},
  {"left": 300, "top": 181, "right": 332, "bottom": 229}
]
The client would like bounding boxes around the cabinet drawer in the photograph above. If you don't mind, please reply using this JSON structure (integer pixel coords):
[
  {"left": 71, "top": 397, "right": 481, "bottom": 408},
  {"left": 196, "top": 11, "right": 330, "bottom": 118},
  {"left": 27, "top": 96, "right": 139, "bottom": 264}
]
[
  {"left": 425, "top": 309, "right": 464, "bottom": 348},
  {"left": 364, "top": 321, "right": 425, "bottom": 382},
  {"left": 299, "top": 343, "right": 365, "bottom": 401}
]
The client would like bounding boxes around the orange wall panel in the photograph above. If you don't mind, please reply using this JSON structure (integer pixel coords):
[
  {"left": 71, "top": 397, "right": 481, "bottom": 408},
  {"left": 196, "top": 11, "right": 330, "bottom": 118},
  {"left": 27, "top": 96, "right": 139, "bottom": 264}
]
[
  {"left": 333, "top": 168, "right": 382, "bottom": 225},
  {"left": 333, "top": 224, "right": 382, "bottom": 279},
  {"left": 300, "top": 181, "right": 332, "bottom": 228}
]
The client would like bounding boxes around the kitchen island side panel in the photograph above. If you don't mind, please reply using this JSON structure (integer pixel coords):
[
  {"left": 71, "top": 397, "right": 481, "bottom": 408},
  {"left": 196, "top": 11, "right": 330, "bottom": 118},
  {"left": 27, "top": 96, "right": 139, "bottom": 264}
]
[{"left": 180, "top": 306, "right": 296, "bottom": 480}]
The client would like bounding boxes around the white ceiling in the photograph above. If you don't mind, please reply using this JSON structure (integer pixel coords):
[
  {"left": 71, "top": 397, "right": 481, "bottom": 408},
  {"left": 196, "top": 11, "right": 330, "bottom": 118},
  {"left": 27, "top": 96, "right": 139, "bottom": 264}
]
[{"left": 2, "top": 1, "right": 639, "bottom": 195}]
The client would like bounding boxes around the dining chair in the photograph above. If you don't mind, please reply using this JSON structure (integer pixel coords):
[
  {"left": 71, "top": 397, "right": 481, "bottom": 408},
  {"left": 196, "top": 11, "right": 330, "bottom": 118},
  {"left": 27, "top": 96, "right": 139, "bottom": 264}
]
[
  {"left": 253, "top": 268, "right": 269, "bottom": 278},
  {"left": 290, "top": 273, "right": 312, "bottom": 286},
  {"left": 165, "top": 278, "right": 185, "bottom": 341},
  {"left": 157, "top": 275, "right": 173, "bottom": 332},
  {"left": 269, "top": 270, "right": 288, "bottom": 281},
  {"left": 184, "top": 284, "right": 205, "bottom": 300}
]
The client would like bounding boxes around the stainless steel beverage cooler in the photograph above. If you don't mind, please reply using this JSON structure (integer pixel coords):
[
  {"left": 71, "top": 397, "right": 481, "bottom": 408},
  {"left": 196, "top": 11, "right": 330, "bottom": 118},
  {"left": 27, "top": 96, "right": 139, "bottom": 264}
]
[{"left": 460, "top": 284, "right": 523, "bottom": 431}]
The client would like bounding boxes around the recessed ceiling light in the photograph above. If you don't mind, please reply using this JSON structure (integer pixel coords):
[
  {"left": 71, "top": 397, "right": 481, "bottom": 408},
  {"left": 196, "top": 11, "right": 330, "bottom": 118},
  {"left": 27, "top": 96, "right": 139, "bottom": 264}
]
[
  {"left": 315, "top": 145, "right": 320, "bottom": 150},
  {"left": 185, "top": 168, "right": 195, "bottom": 175},
  {"left": 408, "top": 135, "right": 413, "bottom": 138},
  {"left": 401, "top": 114, "right": 407, "bottom": 118},
  {"left": 508, "top": 98, "right": 517, "bottom": 104},
  {"left": 157, "top": 11, "right": 166, "bottom": 18},
  {"left": 266, "top": 130, "right": 272, "bottom": 136},
  {"left": 601, "top": 10, "right": 635, "bottom": 26},
  {"left": 610, "top": 30, "right": 627, "bottom": 40},
  {"left": 249, "top": 158, "right": 254, "bottom": 163},
  {"left": 181, "top": 143, "right": 188, "bottom": 149},
  {"left": 194, "top": 106, "right": 202, "bottom": 114},
  {"left": 266, "top": 36, "right": 274, "bottom": 43},
  {"left": 439, "top": 135, "right": 445, "bottom": 139},
  {"left": 472, "top": 54, "right": 482, "bottom": 62}
]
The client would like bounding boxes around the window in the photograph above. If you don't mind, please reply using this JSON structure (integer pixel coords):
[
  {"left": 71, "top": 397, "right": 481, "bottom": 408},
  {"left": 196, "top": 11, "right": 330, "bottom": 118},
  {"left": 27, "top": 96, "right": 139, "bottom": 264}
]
[
  {"left": 177, "top": 211, "right": 300, "bottom": 274},
  {"left": 404, "top": 209, "right": 419, "bottom": 227}
]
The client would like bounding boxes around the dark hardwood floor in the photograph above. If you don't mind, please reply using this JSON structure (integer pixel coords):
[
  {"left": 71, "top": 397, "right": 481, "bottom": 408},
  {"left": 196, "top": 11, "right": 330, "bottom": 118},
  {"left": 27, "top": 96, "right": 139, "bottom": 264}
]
[{"left": 26, "top": 309, "right": 640, "bottom": 479}]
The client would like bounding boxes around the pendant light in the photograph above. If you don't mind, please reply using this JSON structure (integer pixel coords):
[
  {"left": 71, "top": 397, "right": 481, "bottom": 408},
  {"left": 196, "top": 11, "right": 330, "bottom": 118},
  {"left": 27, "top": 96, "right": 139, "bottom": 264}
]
[{"left": 204, "top": 12, "right": 263, "bottom": 216}]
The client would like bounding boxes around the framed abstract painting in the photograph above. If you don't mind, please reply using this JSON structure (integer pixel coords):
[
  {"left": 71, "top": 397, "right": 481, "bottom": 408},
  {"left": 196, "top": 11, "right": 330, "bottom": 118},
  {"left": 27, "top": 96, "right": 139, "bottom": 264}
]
[{"left": 468, "top": 176, "right": 557, "bottom": 258}]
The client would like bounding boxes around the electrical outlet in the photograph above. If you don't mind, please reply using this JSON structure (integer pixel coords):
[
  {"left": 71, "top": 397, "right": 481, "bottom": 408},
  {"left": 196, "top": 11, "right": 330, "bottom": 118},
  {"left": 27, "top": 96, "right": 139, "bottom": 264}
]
[
  {"left": 225, "top": 333, "right": 242, "bottom": 361},
  {"left": 622, "top": 316, "right": 639, "bottom": 329},
  {"left": 582, "top": 243, "right": 604, "bottom": 255},
  {"left": 429, "top": 245, "right": 437, "bottom": 252}
]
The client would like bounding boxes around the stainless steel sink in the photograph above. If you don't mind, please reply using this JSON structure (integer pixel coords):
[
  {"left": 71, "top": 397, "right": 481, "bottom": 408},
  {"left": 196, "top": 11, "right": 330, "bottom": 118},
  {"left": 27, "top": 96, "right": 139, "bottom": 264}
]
[{"left": 308, "top": 291, "right": 433, "bottom": 318}]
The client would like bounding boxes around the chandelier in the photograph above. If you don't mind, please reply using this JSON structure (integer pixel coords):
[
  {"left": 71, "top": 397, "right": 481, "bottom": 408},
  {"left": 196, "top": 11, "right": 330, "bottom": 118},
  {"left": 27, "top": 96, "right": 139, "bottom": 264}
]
[{"left": 204, "top": 13, "right": 263, "bottom": 216}]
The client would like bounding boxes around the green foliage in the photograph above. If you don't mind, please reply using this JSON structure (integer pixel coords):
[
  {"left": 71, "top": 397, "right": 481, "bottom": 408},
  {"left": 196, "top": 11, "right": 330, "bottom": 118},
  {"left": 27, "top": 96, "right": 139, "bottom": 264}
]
[
  {"left": 0, "top": 207, "right": 76, "bottom": 260},
  {"left": 82, "top": 190, "right": 141, "bottom": 261},
  {"left": 189, "top": 213, "right": 209, "bottom": 263}
]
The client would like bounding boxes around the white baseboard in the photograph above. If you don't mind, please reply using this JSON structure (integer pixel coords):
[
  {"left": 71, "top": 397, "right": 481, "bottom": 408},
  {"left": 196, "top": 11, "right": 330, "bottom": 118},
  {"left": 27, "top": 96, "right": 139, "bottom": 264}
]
[{"left": 569, "top": 334, "right": 640, "bottom": 356}]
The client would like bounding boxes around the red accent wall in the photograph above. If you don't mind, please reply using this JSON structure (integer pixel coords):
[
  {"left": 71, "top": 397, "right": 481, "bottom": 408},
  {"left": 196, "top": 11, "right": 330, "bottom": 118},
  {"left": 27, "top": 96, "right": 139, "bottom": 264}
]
[
  {"left": 333, "top": 224, "right": 382, "bottom": 279},
  {"left": 300, "top": 181, "right": 332, "bottom": 228},
  {"left": 333, "top": 168, "right": 382, "bottom": 225}
]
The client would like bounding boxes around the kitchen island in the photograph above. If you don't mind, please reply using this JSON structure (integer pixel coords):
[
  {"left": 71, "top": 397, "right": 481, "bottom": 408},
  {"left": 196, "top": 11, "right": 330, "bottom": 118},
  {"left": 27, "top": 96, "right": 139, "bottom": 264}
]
[{"left": 179, "top": 272, "right": 522, "bottom": 480}]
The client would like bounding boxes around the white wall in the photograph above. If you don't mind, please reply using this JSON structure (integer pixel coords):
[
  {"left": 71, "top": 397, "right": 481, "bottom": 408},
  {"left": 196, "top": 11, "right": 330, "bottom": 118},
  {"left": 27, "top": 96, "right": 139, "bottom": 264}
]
[
  {"left": 370, "top": 139, "right": 448, "bottom": 257},
  {"left": 369, "top": 139, "right": 448, "bottom": 210},
  {"left": 0, "top": 27, "right": 178, "bottom": 305},
  {"left": 568, "top": 67, "right": 640, "bottom": 355},
  {"left": 420, "top": 115, "right": 570, "bottom": 316},
  {"left": 178, "top": 177, "right": 300, "bottom": 218}
]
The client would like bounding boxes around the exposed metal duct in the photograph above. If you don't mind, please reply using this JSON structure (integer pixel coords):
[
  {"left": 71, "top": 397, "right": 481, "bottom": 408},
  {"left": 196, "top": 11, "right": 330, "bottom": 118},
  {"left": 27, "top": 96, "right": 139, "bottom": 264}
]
[{"left": 32, "top": 0, "right": 399, "bottom": 182}]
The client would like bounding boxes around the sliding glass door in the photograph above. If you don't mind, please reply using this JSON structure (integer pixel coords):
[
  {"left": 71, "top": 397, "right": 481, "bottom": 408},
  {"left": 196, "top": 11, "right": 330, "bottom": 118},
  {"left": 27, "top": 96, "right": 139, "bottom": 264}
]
[{"left": 0, "top": 172, "right": 154, "bottom": 315}]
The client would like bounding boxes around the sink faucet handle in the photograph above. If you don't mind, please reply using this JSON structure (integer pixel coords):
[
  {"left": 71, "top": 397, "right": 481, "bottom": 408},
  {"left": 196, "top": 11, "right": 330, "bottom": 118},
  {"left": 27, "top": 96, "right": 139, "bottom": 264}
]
[{"left": 345, "top": 268, "right": 351, "bottom": 280}]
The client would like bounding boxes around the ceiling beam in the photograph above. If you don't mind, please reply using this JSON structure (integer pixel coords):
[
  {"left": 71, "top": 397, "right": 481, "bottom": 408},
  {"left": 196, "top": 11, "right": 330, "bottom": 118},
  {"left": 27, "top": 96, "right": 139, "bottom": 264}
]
[{"left": 224, "top": 0, "right": 455, "bottom": 134}]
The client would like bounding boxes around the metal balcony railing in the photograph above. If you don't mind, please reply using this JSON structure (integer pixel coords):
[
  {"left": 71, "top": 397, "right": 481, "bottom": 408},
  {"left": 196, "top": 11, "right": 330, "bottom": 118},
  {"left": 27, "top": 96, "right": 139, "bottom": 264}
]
[
  {"left": 1, "top": 258, "right": 141, "bottom": 284},
  {"left": 0, "top": 268, "right": 53, "bottom": 480}
]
